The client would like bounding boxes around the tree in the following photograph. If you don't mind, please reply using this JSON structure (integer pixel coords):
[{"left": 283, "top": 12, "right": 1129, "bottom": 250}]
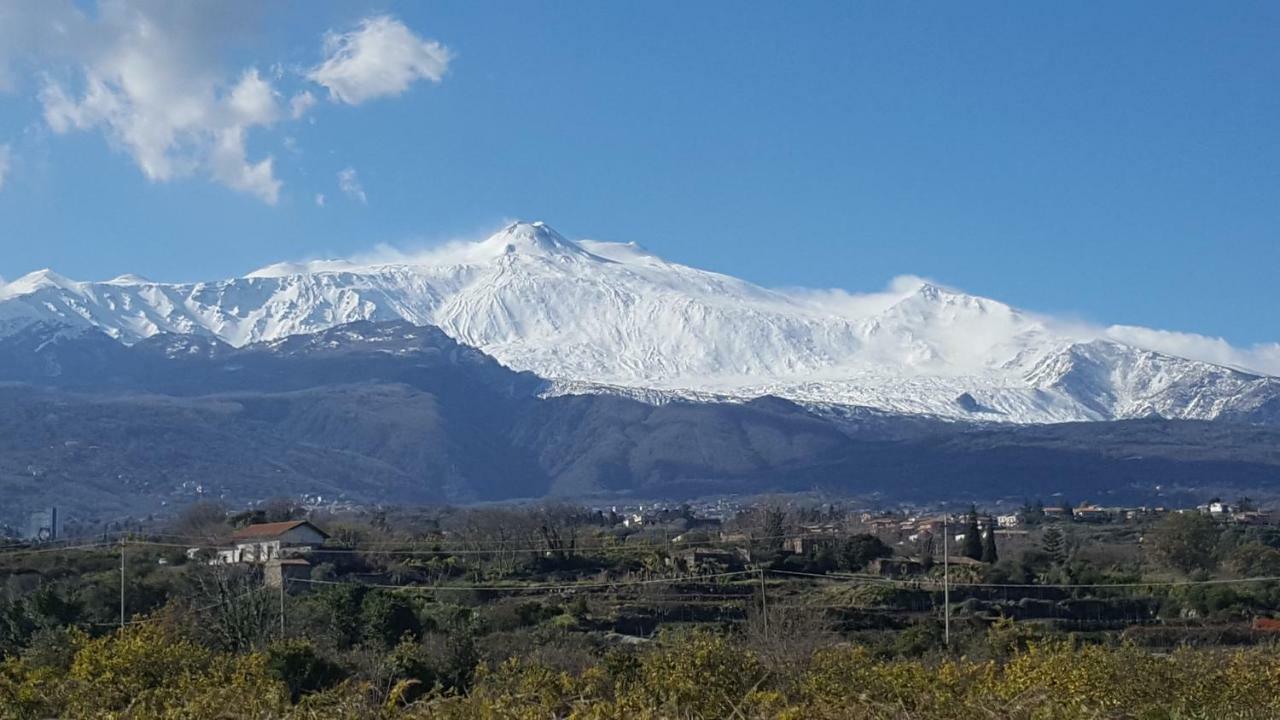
[
  {"left": 1227, "top": 541, "right": 1280, "bottom": 577},
  {"left": 839, "top": 534, "right": 892, "bottom": 572},
  {"left": 982, "top": 516, "right": 999, "bottom": 564},
  {"left": 379, "top": 638, "right": 438, "bottom": 704},
  {"left": 449, "top": 507, "right": 540, "bottom": 576},
  {"left": 536, "top": 504, "right": 583, "bottom": 563},
  {"left": 266, "top": 639, "right": 346, "bottom": 701},
  {"left": 762, "top": 505, "right": 787, "bottom": 554},
  {"left": 0, "top": 588, "right": 74, "bottom": 659},
  {"left": 1042, "top": 526, "right": 1066, "bottom": 565},
  {"left": 230, "top": 497, "right": 302, "bottom": 528},
  {"left": 963, "top": 506, "right": 983, "bottom": 561},
  {"left": 360, "top": 591, "right": 423, "bottom": 649},
  {"left": 917, "top": 533, "right": 936, "bottom": 568},
  {"left": 191, "top": 564, "right": 276, "bottom": 652},
  {"left": 1020, "top": 499, "right": 1045, "bottom": 526},
  {"left": 1149, "top": 512, "right": 1220, "bottom": 574},
  {"left": 812, "top": 542, "right": 838, "bottom": 573},
  {"left": 170, "top": 501, "right": 230, "bottom": 543}
]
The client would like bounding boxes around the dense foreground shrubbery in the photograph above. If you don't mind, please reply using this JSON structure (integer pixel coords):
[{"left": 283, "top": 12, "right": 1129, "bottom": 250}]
[{"left": 3, "top": 623, "right": 1280, "bottom": 719}]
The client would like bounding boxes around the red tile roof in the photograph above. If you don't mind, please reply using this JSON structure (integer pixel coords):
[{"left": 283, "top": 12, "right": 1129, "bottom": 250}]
[{"left": 231, "top": 520, "right": 328, "bottom": 541}]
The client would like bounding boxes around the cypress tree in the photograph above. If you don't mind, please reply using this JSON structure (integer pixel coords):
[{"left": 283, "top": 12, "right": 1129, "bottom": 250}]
[
  {"left": 982, "top": 516, "right": 999, "bottom": 563},
  {"left": 963, "top": 506, "right": 983, "bottom": 561},
  {"left": 1042, "top": 525, "right": 1066, "bottom": 565}
]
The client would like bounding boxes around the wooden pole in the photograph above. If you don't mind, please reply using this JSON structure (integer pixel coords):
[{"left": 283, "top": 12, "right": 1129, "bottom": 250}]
[
  {"left": 759, "top": 567, "right": 769, "bottom": 640},
  {"left": 943, "top": 516, "right": 950, "bottom": 648},
  {"left": 279, "top": 575, "right": 286, "bottom": 637},
  {"left": 119, "top": 538, "right": 126, "bottom": 628}
]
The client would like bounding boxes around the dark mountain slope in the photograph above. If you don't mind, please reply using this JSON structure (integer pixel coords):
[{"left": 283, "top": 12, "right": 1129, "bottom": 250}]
[
  {"left": 2, "top": 320, "right": 1280, "bottom": 521},
  {"left": 513, "top": 395, "right": 857, "bottom": 496}
]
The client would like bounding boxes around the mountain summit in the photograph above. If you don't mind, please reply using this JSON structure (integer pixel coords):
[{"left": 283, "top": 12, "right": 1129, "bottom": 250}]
[
  {"left": 479, "top": 221, "right": 596, "bottom": 259},
  {"left": 0, "top": 221, "right": 1276, "bottom": 424}
]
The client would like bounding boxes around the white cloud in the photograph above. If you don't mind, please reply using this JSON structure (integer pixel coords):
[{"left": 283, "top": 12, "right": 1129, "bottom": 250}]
[
  {"left": 1, "top": 5, "right": 452, "bottom": 202},
  {"left": 314, "top": 193, "right": 325, "bottom": 207},
  {"left": 308, "top": 15, "right": 452, "bottom": 105},
  {"left": 26, "top": 2, "right": 286, "bottom": 203},
  {"left": 0, "top": 144, "right": 10, "bottom": 190},
  {"left": 787, "top": 275, "right": 930, "bottom": 319},
  {"left": 337, "top": 166, "right": 366, "bottom": 204},
  {"left": 227, "top": 68, "right": 280, "bottom": 125},
  {"left": 1103, "top": 325, "right": 1280, "bottom": 376},
  {"left": 289, "top": 90, "right": 316, "bottom": 119},
  {"left": 0, "top": 2, "right": 76, "bottom": 92},
  {"left": 209, "top": 126, "right": 281, "bottom": 203}
]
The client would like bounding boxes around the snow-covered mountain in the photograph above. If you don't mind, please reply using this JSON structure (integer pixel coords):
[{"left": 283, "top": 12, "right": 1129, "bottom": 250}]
[{"left": 2, "top": 221, "right": 1277, "bottom": 424}]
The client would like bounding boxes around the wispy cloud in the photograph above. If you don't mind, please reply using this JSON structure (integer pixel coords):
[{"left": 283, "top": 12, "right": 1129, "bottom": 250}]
[
  {"left": 337, "top": 166, "right": 366, "bottom": 204},
  {"left": 245, "top": 219, "right": 518, "bottom": 276},
  {"left": 1102, "top": 325, "right": 1280, "bottom": 376},
  {"left": 308, "top": 15, "right": 452, "bottom": 105},
  {"left": 0, "top": 143, "right": 10, "bottom": 190},
  {"left": 289, "top": 90, "right": 316, "bottom": 119},
  {"left": 786, "top": 275, "right": 931, "bottom": 319}
]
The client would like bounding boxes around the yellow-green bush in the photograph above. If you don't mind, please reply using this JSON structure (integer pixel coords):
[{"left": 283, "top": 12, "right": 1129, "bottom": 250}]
[
  {"left": 0, "top": 623, "right": 288, "bottom": 720},
  {"left": 4, "top": 622, "right": 1280, "bottom": 719}
]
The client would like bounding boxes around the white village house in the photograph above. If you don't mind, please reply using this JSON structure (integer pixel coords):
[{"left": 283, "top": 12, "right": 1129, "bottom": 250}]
[
  {"left": 996, "top": 514, "right": 1022, "bottom": 528},
  {"left": 213, "top": 520, "right": 329, "bottom": 564}
]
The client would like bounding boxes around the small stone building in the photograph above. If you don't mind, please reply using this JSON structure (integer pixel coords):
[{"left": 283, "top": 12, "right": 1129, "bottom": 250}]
[
  {"left": 784, "top": 534, "right": 840, "bottom": 556},
  {"left": 869, "top": 557, "right": 926, "bottom": 578},
  {"left": 264, "top": 557, "right": 314, "bottom": 589},
  {"left": 672, "top": 547, "right": 743, "bottom": 573}
]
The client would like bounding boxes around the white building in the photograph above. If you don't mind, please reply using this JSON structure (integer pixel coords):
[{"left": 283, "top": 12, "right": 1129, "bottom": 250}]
[
  {"left": 996, "top": 514, "right": 1021, "bottom": 528},
  {"left": 215, "top": 520, "right": 329, "bottom": 564},
  {"left": 25, "top": 507, "right": 62, "bottom": 542}
]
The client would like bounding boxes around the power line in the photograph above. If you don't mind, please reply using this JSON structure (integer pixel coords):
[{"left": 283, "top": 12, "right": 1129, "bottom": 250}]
[
  {"left": 12, "top": 538, "right": 1280, "bottom": 589},
  {"left": 12, "top": 539, "right": 1280, "bottom": 593},
  {"left": 766, "top": 568, "right": 1280, "bottom": 590},
  {"left": 289, "top": 570, "right": 757, "bottom": 592},
  {"left": 0, "top": 541, "right": 115, "bottom": 558},
  {"left": 122, "top": 538, "right": 750, "bottom": 557},
  {"left": 39, "top": 528, "right": 826, "bottom": 553},
  {"left": 89, "top": 583, "right": 273, "bottom": 628}
]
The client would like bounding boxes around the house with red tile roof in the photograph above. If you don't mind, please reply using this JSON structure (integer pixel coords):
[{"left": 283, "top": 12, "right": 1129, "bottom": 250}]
[{"left": 216, "top": 520, "right": 329, "bottom": 565}]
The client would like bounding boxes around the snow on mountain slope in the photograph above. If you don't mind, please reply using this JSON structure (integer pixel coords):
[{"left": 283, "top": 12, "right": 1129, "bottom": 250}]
[{"left": 1, "top": 221, "right": 1276, "bottom": 424}]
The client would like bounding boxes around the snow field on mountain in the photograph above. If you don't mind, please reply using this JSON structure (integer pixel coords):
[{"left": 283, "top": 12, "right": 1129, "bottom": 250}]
[{"left": 1, "top": 221, "right": 1276, "bottom": 423}]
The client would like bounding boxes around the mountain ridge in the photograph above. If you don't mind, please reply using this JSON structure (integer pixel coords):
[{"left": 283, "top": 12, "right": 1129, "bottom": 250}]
[{"left": 1, "top": 221, "right": 1276, "bottom": 424}]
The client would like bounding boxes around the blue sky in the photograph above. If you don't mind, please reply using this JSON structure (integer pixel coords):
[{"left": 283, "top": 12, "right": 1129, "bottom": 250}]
[{"left": 0, "top": 1, "right": 1276, "bottom": 345}]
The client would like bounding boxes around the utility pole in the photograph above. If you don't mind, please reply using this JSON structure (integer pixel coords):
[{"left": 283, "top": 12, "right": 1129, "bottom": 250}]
[
  {"left": 279, "top": 576, "right": 286, "bottom": 637},
  {"left": 942, "top": 515, "right": 950, "bottom": 648},
  {"left": 758, "top": 567, "right": 769, "bottom": 640},
  {"left": 119, "top": 537, "right": 126, "bottom": 628}
]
